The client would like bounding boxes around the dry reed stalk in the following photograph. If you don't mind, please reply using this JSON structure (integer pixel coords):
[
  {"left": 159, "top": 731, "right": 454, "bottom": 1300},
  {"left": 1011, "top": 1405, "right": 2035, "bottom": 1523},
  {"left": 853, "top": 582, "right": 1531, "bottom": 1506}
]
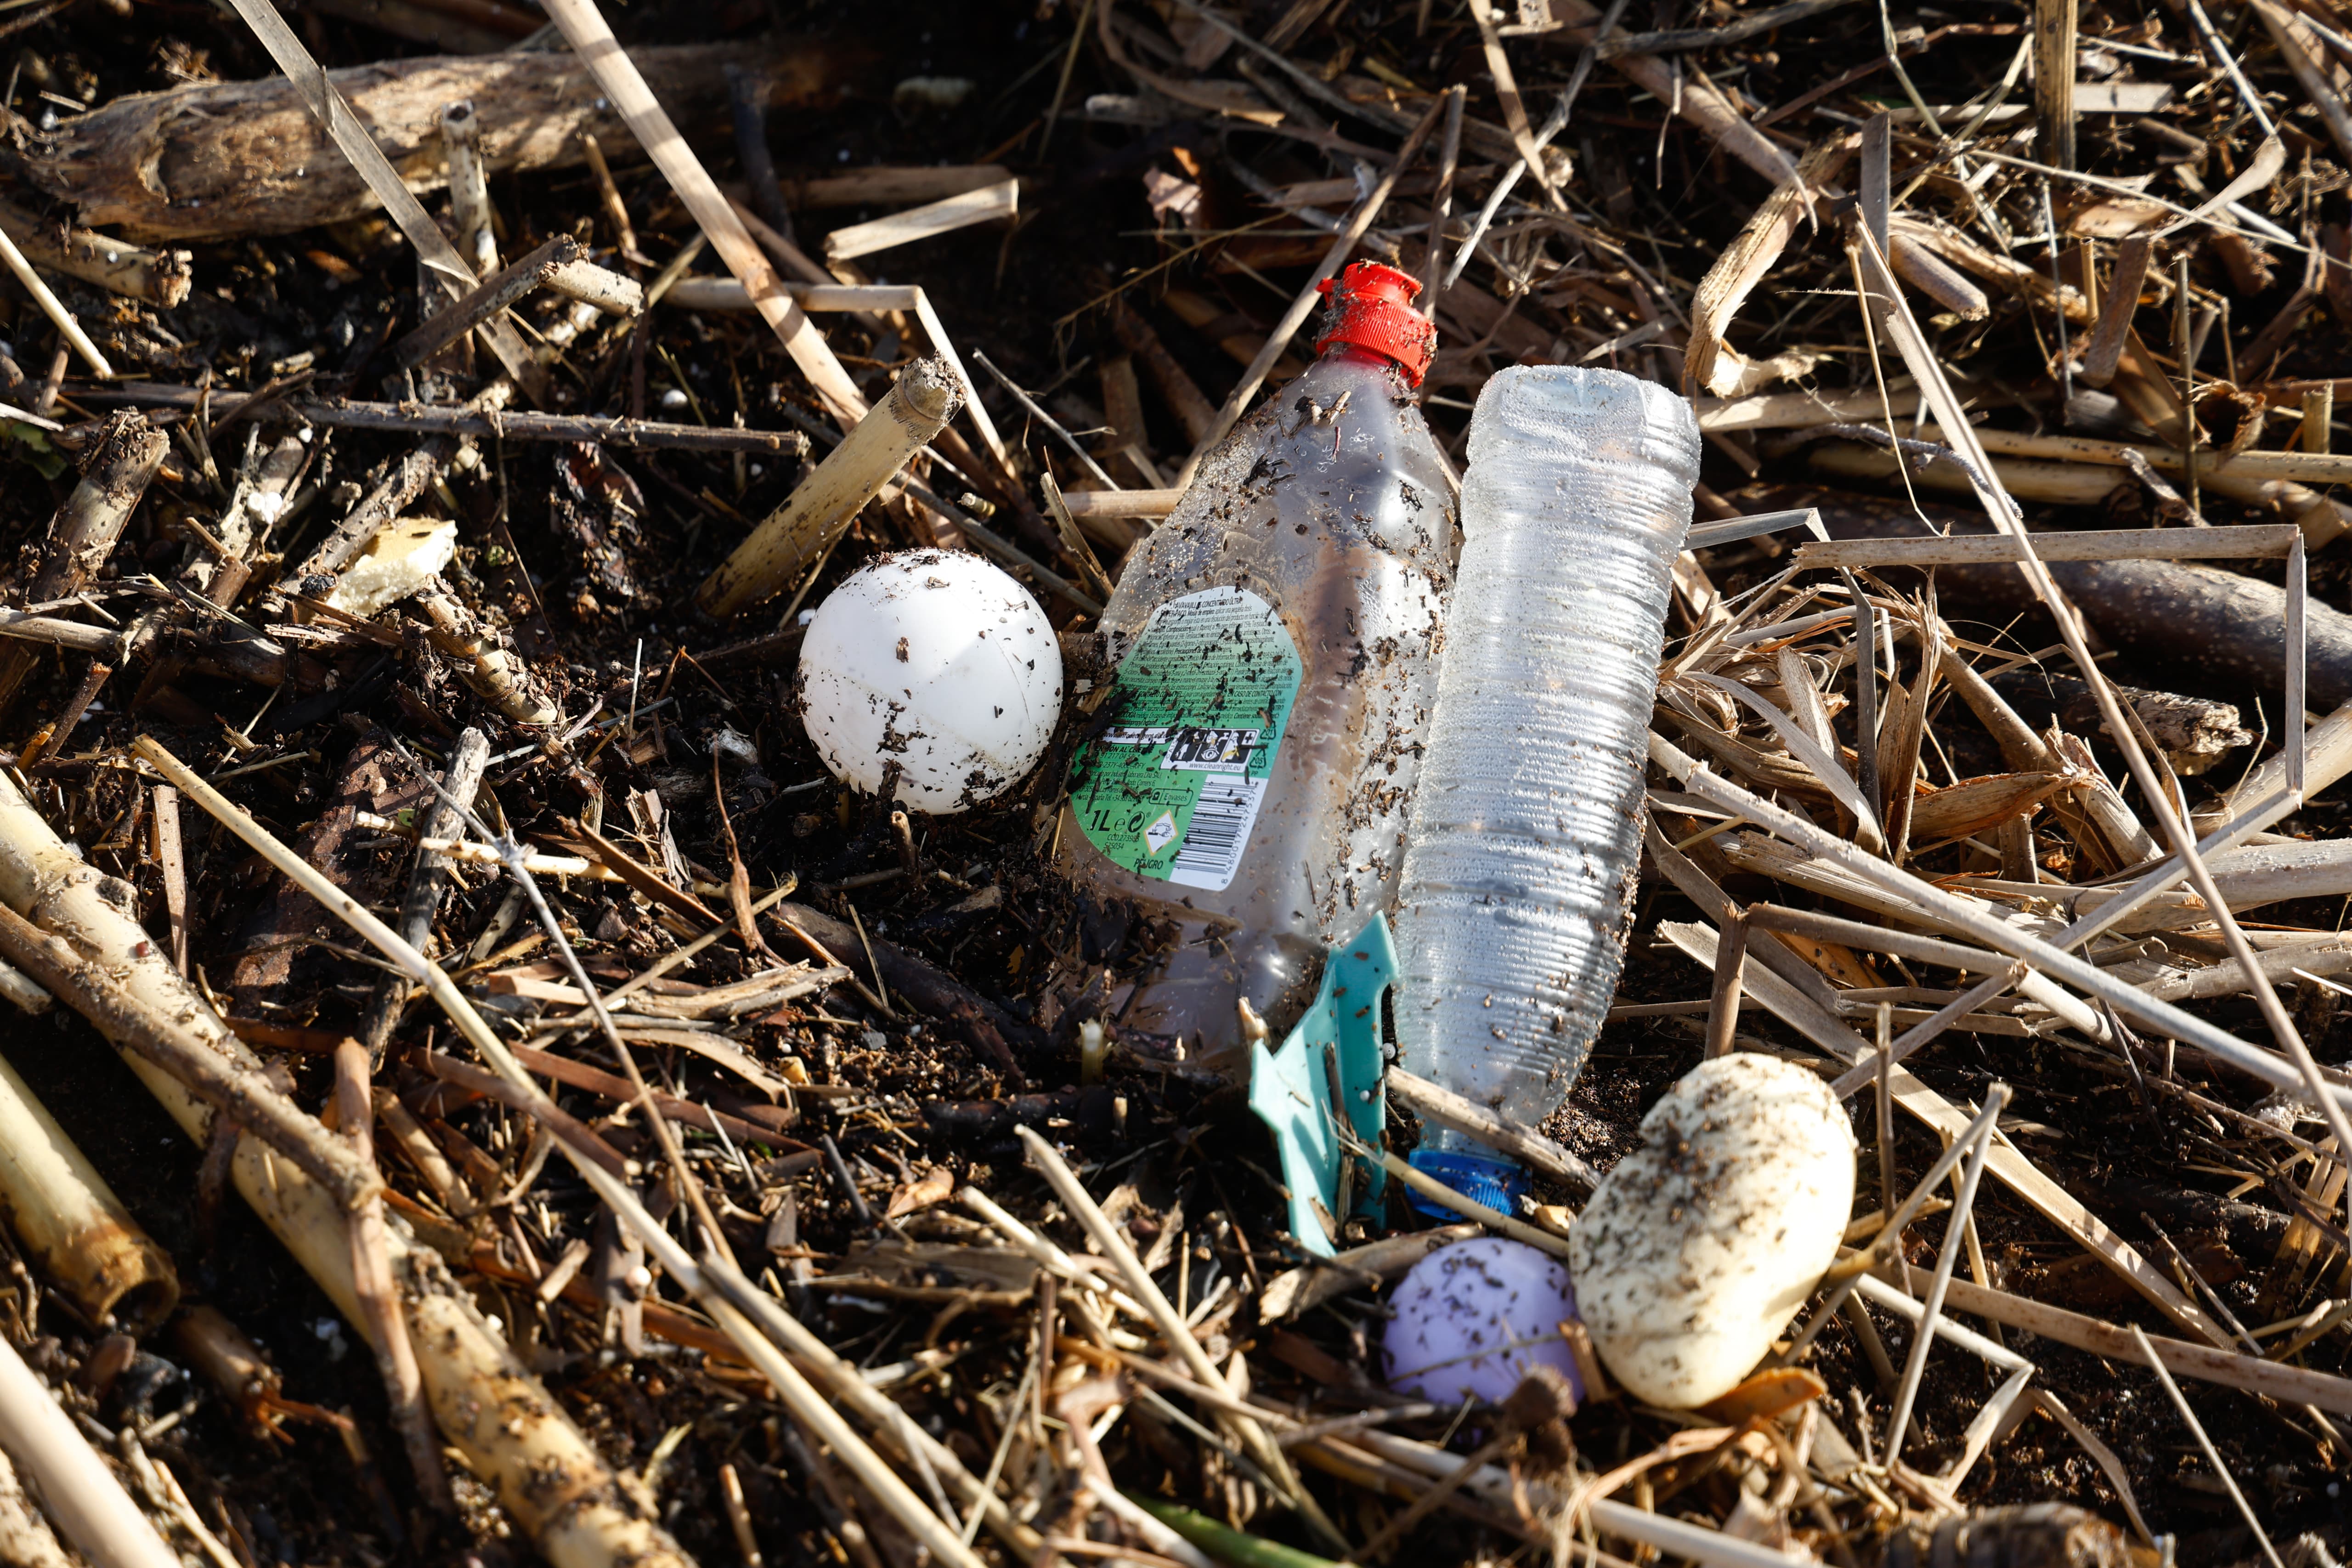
[
  {"left": 0, "top": 1053, "right": 176, "bottom": 1330},
  {"left": 0, "top": 764, "right": 688, "bottom": 1568},
  {"left": 134, "top": 736, "right": 1015, "bottom": 1568},
  {"left": 0, "top": 1328, "right": 177, "bottom": 1568},
  {"left": 696, "top": 358, "right": 961, "bottom": 616},
  {"left": 537, "top": 0, "right": 869, "bottom": 427}
]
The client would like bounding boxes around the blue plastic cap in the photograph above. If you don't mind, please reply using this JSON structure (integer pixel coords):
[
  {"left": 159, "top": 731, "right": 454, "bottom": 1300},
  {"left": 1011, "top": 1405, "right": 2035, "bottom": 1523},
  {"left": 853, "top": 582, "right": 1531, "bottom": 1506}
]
[{"left": 1407, "top": 1149, "right": 1529, "bottom": 1219}]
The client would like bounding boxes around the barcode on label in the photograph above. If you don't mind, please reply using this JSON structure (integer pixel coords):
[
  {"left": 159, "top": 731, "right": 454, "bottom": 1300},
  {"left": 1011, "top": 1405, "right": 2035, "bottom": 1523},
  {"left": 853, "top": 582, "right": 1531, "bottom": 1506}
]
[{"left": 1168, "top": 777, "right": 1266, "bottom": 891}]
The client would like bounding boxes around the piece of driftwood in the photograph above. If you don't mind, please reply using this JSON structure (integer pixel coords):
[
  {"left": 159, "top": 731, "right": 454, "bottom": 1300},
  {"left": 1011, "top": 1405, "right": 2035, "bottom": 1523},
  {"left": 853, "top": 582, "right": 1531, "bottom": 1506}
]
[
  {"left": 1993, "top": 673, "right": 2254, "bottom": 775},
  {"left": 5, "top": 42, "right": 858, "bottom": 242},
  {"left": 0, "top": 198, "right": 188, "bottom": 306},
  {"left": 0, "top": 411, "right": 165, "bottom": 723},
  {"left": 1758, "top": 486, "right": 2352, "bottom": 707}
]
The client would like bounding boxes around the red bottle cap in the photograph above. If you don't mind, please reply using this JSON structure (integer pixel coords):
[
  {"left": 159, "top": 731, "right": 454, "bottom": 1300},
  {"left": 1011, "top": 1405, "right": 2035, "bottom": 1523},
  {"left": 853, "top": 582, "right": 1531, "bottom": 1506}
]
[{"left": 1313, "top": 260, "right": 1437, "bottom": 387}]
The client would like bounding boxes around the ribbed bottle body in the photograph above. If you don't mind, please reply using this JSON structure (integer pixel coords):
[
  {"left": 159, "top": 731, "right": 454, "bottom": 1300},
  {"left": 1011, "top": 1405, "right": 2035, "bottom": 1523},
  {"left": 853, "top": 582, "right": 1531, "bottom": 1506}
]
[{"left": 1391, "top": 367, "right": 1699, "bottom": 1146}]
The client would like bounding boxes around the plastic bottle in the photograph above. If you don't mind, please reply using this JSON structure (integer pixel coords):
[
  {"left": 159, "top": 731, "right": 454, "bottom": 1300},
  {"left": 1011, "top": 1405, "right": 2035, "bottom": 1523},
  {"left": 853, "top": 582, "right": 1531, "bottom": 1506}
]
[
  {"left": 1058, "top": 262, "right": 1458, "bottom": 1070},
  {"left": 1390, "top": 366, "right": 1700, "bottom": 1207}
]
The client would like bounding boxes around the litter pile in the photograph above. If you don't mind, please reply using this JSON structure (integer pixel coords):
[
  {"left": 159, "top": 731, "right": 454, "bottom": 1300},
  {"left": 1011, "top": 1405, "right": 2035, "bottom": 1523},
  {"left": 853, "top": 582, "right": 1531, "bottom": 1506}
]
[{"left": 0, "top": 0, "right": 2348, "bottom": 1565}]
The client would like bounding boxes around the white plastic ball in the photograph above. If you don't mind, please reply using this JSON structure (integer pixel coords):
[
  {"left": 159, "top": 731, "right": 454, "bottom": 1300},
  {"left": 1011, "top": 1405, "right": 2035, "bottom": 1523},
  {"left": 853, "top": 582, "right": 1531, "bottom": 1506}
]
[
  {"left": 1383, "top": 1237, "right": 1582, "bottom": 1408},
  {"left": 797, "top": 550, "right": 1063, "bottom": 814}
]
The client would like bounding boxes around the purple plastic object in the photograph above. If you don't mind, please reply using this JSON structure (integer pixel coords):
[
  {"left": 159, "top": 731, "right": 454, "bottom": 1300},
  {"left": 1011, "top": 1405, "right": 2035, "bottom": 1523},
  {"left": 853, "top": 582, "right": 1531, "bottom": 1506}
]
[{"left": 1382, "top": 1237, "right": 1582, "bottom": 1408}]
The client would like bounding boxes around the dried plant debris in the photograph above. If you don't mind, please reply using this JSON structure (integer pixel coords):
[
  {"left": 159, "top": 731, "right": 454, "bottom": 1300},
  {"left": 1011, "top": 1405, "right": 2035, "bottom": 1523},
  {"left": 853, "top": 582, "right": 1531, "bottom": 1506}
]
[{"left": 0, "top": 0, "right": 2350, "bottom": 1566}]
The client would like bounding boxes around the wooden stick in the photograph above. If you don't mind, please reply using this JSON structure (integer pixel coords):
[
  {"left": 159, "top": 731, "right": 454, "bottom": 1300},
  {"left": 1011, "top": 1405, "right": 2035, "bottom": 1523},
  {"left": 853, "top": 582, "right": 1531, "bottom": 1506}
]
[
  {"left": 578, "top": 130, "right": 642, "bottom": 261},
  {"left": 291, "top": 442, "right": 446, "bottom": 585},
  {"left": 2131, "top": 1324, "right": 2287, "bottom": 1568},
  {"left": 0, "top": 198, "right": 187, "bottom": 307},
  {"left": 1919, "top": 421, "right": 2352, "bottom": 489},
  {"left": 0, "top": 222, "right": 110, "bottom": 378},
  {"left": 0, "top": 610, "right": 124, "bottom": 656},
  {"left": 16, "top": 656, "right": 109, "bottom": 772},
  {"left": 728, "top": 63, "right": 797, "bottom": 249},
  {"left": 537, "top": 0, "right": 869, "bottom": 428},
  {"left": 1890, "top": 1263, "right": 2352, "bottom": 1413},
  {"left": 543, "top": 253, "right": 644, "bottom": 316},
  {"left": 696, "top": 357, "right": 959, "bottom": 617},
  {"left": 2305, "top": 383, "right": 2335, "bottom": 456},
  {"left": 1883, "top": 1088, "right": 2003, "bottom": 1460},
  {"left": 2031, "top": 0, "right": 2078, "bottom": 170},
  {"left": 1062, "top": 487, "right": 1184, "bottom": 519},
  {"left": 334, "top": 1039, "right": 450, "bottom": 1513},
  {"left": 1796, "top": 523, "right": 2300, "bottom": 566},
  {"left": 1257, "top": 1224, "right": 1482, "bottom": 1324},
  {"left": 94, "top": 385, "right": 803, "bottom": 454},
  {"left": 1420, "top": 85, "right": 1469, "bottom": 303},
  {"left": 782, "top": 165, "right": 1012, "bottom": 209},
  {"left": 394, "top": 234, "right": 579, "bottom": 368},
  {"left": 1370, "top": 1145, "right": 1573, "bottom": 1257},
  {"left": 358, "top": 728, "right": 490, "bottom": 1066},
  {"left": 2078, "top": 233, "right": 2151, "bottom": 387}
]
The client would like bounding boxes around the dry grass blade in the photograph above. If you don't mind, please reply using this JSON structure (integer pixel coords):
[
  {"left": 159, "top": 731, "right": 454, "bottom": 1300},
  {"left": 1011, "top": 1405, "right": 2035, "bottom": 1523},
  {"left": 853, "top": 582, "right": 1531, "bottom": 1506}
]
[
  {"left": 538, "top": 0, "right": 869, "bottom": 427},
  {"left": 132, "top": 736, "right": 990, "bottom": 1568}
]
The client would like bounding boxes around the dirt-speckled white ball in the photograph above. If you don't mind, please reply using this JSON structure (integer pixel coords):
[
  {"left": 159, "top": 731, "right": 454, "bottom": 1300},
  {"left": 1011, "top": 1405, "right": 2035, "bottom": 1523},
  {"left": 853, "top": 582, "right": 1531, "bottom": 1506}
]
[
  {"left": 797, "top": 550, "right": 1063, "bottom": 814},
  {"left": 1382, "top": 1237, "right": 1582, "bottom": 1407},
  {"left": 1567, "top": 1054, "right": 1855, "bottom": 1409}
]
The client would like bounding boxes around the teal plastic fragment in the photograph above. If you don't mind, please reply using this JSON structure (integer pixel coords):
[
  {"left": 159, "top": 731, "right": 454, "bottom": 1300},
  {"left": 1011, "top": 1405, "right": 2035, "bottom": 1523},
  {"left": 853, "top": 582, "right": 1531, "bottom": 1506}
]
[{"left": 1246, "top": 914, "right": 1395, "bottom": 1259}]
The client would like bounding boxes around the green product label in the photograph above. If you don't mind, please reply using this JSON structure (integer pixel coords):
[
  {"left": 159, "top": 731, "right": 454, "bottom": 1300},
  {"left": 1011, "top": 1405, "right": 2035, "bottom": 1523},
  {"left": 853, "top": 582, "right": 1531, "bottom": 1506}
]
[{"left": 1071, "top": 586, "right": 1303, "bottom": 892}]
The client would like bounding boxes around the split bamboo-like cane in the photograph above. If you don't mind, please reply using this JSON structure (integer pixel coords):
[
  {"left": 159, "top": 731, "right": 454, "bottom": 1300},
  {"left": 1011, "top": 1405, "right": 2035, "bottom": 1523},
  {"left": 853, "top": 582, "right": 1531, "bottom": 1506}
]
[
  {"left": 0, "top": 768, "right": 689, "bottom": 1568},
  {"left": 696, "top": 357, "right": 960, "bottom": 617},
  {"left": 416, "top": 585, "right": 561, "bottom": 726}
]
